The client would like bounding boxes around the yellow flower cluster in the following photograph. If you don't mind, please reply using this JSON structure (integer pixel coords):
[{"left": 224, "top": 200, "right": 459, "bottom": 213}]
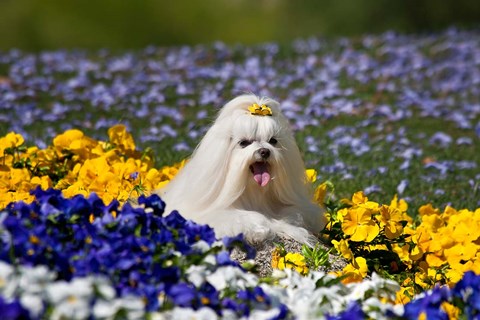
[
  {"left": 271, "top": 247, "right": 309, "bottom": 275},
  {"left": 0, "top": 125, "right": 183, "bottom": 209},
  {"left": 324, "top": 191, "right": 480, "bottom": 303},
  {"left": 327, "top": 192, "right": 412, "bottom": 285},
  {"left": 404, "top": 204, "right": 480, "bottom": 287}
]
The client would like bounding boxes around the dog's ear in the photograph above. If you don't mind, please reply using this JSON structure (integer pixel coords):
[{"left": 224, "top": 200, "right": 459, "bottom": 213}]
[{"left": 160, "top": 117, "right": 235, "bottom": 210}]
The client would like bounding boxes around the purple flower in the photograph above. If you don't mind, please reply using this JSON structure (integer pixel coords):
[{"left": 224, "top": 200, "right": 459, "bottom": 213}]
[
  {"left": 167, "top": 283, "right": 197, "bottom": 307},
  {"left": 404, "top": 286, "right": 451, "bottom": 320},
  {"left": 222, "top": 234, "right": 256, "bottom": 260},
  {"left": 452, "top": 271, "right": 480, "bottom": 318},
  {"left": 0, "top": 297, "right": 31, "bottom": 320},
  {"left": 138, "top": 194, "right": 165, "bottom": 216},
  {"left": 429, "top": 132, "right": 452, "bottom": 147},
  {"left": 397, "top": 179, "right": 409, "bottom": 195},
  {"left": 327, "top": 302, "right": 365, "bottom": 320}
]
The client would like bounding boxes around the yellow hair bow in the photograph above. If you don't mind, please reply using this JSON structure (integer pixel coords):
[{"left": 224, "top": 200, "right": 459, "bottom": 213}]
[{"left": 248, "top": 103, "right": 272, "bottom": 116}]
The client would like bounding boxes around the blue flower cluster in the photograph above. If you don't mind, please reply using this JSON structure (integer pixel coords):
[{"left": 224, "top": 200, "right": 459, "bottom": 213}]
[
  {"left": 0, "top": 188, "right": 290, "bottom": 318},
  {"left": 404, "top": 271, "right": 480, "bottom": 320}
]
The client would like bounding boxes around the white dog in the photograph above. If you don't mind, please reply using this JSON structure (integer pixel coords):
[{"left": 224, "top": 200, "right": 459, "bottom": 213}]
[{"left": 158, "top": 94, "right": 326, "bottom": 245}]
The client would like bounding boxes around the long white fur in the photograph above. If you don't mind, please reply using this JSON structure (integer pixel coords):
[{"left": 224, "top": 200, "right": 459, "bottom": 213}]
[{"left": 157, "top": 94, "right": 326, "bottom": 246}]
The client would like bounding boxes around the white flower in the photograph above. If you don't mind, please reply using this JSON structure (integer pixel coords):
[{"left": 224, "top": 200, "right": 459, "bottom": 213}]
[
  {"left": 191, "top": 240, "right": 211, "bottom": 253},
  {"left": 168, "top": 307, "right": 218, "bottom": 320},
  {"left": 46, "top": 277, "right": 94, "bottom": 320},
  {"left": 18, "top": 264, "right": 56, "bottom": 295},
  {"left": 20, "top": 294, "right": 43, "bottom": 318},
  {"left": 206, "top": 266, "right": 258, "bottom": 291},
  {"left": 202, "top": 253, "right": 217, "bottom": 265},
  {"left": 346, "top": 273, "right": 400, "bottom": 302},
  {"left": 94, "top": 295, "right": 145, "bottom": 320},
  {"left": 0, "top": 260, "right": 17, "bottom": 299},
  {"left": 362, "top": 297, "right": 404, "bottom": 320},
  {"left": 91, "top": 276, "right": 116, "bottom": 300},
  {"left": 249, "top": 307, "right": 286, "bottom": 320},
  {"left": 186, "top": 265, "right": 208, "bottom": 287}
]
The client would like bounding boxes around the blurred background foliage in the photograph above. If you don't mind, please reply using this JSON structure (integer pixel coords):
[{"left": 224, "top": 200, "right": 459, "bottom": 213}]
[{"left": 1, "top": 0, "right": 479, "bottom": 51}]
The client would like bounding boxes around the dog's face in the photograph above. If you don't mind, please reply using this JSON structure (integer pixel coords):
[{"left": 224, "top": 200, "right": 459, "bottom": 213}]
[{"left": 228, "top": 113, "right": 284, "bottom": 188}]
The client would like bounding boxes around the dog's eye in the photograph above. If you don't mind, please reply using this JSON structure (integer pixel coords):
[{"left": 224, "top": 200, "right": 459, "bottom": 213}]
[
  {"left": 269, "top": 138, "right": 278, "bottom": 146},
  {"left": 239, "top": 140, "right": 252, "bottom": 148}
]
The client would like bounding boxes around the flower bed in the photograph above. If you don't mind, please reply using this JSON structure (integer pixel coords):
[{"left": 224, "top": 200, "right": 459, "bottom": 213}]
[{"left": 1, "top": 128, "right": 479, "bottom": 319}]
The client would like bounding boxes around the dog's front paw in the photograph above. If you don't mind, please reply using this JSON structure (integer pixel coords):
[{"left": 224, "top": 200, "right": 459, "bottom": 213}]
[{"left": 242, "top": 226, "right": 274, "bottom": 245}]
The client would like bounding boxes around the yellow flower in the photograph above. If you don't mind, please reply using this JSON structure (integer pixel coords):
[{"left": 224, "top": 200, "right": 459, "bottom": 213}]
[
  {"left": 389, "top": 194, "right": 408, "bottom": 212},
  {"left": 273, "top": 250, "right": 309, "bottom": 275},
  {"left": 340, "top": 257, "right": 368, "bottom": 283},
  {"left": 0, "top": 191, "right": 34, "bottom": 209},
  {"left": 248, "top": 104, "right": 272, "bottom": 116},
  {"left": 392, "top": 243, "right": 412, "bottom": 265},
  {"left": 53, "top": 129, "right": 98, "bottom": 159},
  {"left": 331, "top": 239, "right": 353, "bottom": 261},
  {"left": 378, "top": 205, "right": 405, "bottom": 239},
  {"left": 305, "top": 169, "right": 317, "bottom": 183},
  {"left": 108, "top": 124, "right": 136, "bottom": 152},
  {"left": 396, "top": 284, "right": 414, "bottom": 304},
  {"left": 30, "top": 176, "right": 53, "bottom": 190},
  {"left": 450, "top": 210, "right": 480, "bottom": 244},
  {"left": 351, "top": 191, "right": 379, "bottom": 210},
  {"left": 313, "top": 182, "right": 328, "bottom": 207},
  {"left": 0, "top": 132, "right": 25, "bottom": 157},
  {"left": 341, "top": 207, "right": 380, "bottom": 242},
  {"left": 418, "top": 203, "right": 440, "bottom": 216},
  {"left": 53, "top": 129, "right": 85, "bottom": 149},
  {"left": 441, "top": 302, "right": 460, "bottom": 319},
  {"left": 444, "top": 243, "right": 478, "bottom": 266},
  {"left": 271, "top": 247, "right": 282, "bottom": 269}
]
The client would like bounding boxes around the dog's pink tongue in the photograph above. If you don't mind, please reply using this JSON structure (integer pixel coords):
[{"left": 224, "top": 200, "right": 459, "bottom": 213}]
[{"left": 252, "top": 162, "right": 271, "bottom": 187}]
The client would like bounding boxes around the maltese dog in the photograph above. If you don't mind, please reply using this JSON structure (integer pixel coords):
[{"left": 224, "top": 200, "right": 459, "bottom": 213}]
[{"left": 158, "top": 94, "right": 326, "bottom": 245}]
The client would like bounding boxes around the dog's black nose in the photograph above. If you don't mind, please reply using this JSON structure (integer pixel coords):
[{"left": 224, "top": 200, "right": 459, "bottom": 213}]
[{"left": 258, "top": 148, "right": 270, "bottom": 159}]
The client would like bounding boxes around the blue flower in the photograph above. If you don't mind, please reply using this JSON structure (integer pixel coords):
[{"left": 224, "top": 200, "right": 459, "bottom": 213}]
[
  {"left": 138, "top": 194, "right": 165, "bottom": 216},
  {"left": 222, "top": 234, "right": 256, "bottom": 259},
  {"left": 183, "top": 220, "right": 216, "bottom": 245},
  {"left": 327, "top": 302, "right": 365, "bottom": 320},
  {"left": 0, "top": 296, "right": 31, "bottom": 320},
  {"left": 452, "top": 271, "right": 480, "bottom": 318},
  {"left": 168, "top": 283, "right": 197, "bottom": 307},
  {"left": 404, "top": 286, "right": 451, "bottom": 320},
  {"left": 216, "top": 251, "right": 237, "bottom": 266},
  {"left": 163, "top": 210, "right": 187, "bottom": 229}
]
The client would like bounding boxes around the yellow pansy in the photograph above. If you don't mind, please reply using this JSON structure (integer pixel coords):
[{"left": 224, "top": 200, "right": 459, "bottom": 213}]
[
  {"left": 340, "top": 257, "right": 368, "bottom": 283},
  {"left": 351, "top": 191, "right": 380, "bottom": 210},
  {"left": 341, "top": 206, "right": 380, "bottom": 242},
  {"left": 331, "top": 239, "right": 353, "bottom": 261},
  {"left": 53, "top": 129, "right": 85, "bottom": 150},
  {"left": 305, "top": 169, "right": 317, "bottom": 183},
  {"left": 389, "top": 194, "right": 408, "bottom": 213},
  {"left": 30, "top": 176, "right": 53, "bottom": 190},
  {"left": 278, "top": 252, "right": 309, "bottom": 275},
  {"left": 392, "top": 243, "right": 412, "bottom": 265},
  {"left": 53, "top": 129, "right": 98, "bottom": 160},
  {"left": 0, "top": 132, "right": 25, "bottom": 157},
  {"left": 444, "top": 243, "right": 479, "bottom": 266},
  {"left": 377, "top": 205, "right": 405, "bottom": 239},
  {"left": 418, "top": 203, "right": 440, "bottom": 216},
  {"left": 396, "top": 284, "right": 414, "bottom": 304},
  {"left": 248, "top": 103, "right": 272, "bottom": 116},
  {"left": 108, "top": 124, "right": 136, "bottom": 152},
  {"left": 442, "top": 302, "right": 460, "bottom": 319},
  {"left": 313, "top": 182, "right": 328, "bottom": 207}
]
